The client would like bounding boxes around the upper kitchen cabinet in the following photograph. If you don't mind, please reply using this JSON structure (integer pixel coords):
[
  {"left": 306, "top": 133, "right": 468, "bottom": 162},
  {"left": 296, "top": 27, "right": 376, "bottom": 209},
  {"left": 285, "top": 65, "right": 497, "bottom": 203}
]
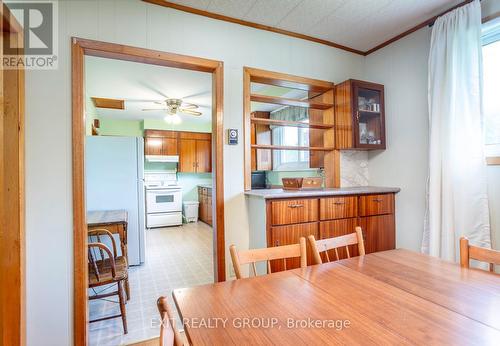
[
  {"left": 335, "top": 80, "right": 386, "bottom": 150},
  {"left": 144, "top": 130, "right": 178, "bottom": 156},
  {"left": 178, "top": 132, "right": 212, "bottom": 173}
]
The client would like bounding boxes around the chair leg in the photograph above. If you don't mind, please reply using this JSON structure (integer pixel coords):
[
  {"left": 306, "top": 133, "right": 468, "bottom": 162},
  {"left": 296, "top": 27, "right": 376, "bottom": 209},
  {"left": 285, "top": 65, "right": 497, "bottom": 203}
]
[
  {"left": 125, "top": 277, "right": 130, "bottom": 301},
  {"left": 118, "top": 281, "right": 128, "bottom": 334}
]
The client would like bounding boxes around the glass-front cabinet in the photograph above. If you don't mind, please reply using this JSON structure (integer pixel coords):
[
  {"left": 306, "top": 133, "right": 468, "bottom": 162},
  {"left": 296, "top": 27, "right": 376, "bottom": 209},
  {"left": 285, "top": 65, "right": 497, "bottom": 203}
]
[{"left": 335, "top": 79, "right": 386, "bottom": 150}]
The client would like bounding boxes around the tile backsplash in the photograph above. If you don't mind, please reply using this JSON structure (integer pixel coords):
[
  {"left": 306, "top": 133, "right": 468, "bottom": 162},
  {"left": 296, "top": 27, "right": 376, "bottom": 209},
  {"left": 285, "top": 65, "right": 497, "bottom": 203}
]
[{"left": 340, "top": 150, "right": 369, "bottom": 187}]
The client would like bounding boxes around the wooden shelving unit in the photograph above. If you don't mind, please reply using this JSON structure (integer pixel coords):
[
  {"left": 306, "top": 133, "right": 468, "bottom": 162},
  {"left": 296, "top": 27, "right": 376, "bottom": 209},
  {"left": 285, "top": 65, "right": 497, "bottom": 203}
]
[
  {"left": 251, "top": 144, "right": 336, "bottom": 151},
  {"left": 250, "top": 117, "right": 333, "bottom": 129},
  {"left": 250, "top": 94, "right": 333, "bottom": 110},
  {"left": 244, "top": 67, "right": 339, "bottom": 190}
]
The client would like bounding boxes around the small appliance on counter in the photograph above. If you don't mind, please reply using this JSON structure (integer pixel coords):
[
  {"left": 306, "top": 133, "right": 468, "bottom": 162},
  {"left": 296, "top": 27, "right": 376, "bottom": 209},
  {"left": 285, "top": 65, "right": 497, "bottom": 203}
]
[
  {"left": 251, "top": 171, "right": 267, "bottom": 189},
  {"left": 145, "top": 171, "right": 183, "bottom": 227}
]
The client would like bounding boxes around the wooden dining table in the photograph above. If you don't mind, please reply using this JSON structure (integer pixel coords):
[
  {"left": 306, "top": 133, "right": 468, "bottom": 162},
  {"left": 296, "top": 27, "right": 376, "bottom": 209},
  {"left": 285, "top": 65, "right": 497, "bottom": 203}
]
[{"left": 173, "top": 249, "right": 500, "bottom": 345}]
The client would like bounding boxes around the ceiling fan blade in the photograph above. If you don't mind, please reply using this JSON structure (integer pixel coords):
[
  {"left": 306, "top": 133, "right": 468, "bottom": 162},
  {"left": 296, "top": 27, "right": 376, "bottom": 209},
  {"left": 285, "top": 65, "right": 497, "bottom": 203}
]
[
  {"left": 137, "top": 82, "right": 170, "bottom": 99},
  {"left": 181, "top": 102, "right": 199, "bottom": 109},
  {"left": 154, "top": 101, "right": 166, "bottom": 105},
  {"left": 124, "top": 99, "right": 164, "bottom": 103},
  {"left": 180, "top": 109, "right": 202, "bottom": 116},
  {"left": 142, "top": 108, "right": 168, "bottom": 111},
  {"left": 181, "top": 90, "right": 211, "bottom": 100}
]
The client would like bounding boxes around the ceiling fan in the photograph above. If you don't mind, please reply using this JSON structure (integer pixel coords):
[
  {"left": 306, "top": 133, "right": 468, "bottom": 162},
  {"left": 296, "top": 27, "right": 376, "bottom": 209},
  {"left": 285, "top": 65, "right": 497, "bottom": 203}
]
[{"left": 142, "top": 98, "right": 202, "bottom": 116}]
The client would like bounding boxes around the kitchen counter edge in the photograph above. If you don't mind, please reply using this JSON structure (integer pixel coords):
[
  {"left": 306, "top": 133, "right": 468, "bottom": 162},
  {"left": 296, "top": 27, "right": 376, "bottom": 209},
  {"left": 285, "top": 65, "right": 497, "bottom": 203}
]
[{"left": 244, "top": 186, "right": 400, "bottom": 199}]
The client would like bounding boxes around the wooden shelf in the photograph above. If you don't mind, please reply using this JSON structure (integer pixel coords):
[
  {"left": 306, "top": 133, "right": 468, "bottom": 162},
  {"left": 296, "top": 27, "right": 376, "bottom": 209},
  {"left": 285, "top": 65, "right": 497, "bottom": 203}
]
[
  {"left": 251, "top": 117, "right": 333, "bottom": 129},
  {"left": 251, "top": 144, "right": 335, "bottom": 151},
  {"left": 251, "top": 94, "right": 333, "bottom": 110}
]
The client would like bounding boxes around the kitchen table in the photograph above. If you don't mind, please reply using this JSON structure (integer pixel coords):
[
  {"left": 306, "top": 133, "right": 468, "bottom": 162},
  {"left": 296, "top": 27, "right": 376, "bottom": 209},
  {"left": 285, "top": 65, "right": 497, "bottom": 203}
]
[{"left": 173, "top": 249, "right": 500, "bottom": 345}]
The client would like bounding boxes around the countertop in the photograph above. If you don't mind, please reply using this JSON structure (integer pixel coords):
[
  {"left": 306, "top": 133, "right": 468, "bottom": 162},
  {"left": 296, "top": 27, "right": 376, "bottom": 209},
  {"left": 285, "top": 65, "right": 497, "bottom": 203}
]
[
  {"left": 198, "top": 184, "right": 213, "bottom": 189},
  {"left": 244, "top": 186, "right": 400, "bottom": 199},
  {"left": 87, "top": 210, "right": 128, "bottom": 225}
]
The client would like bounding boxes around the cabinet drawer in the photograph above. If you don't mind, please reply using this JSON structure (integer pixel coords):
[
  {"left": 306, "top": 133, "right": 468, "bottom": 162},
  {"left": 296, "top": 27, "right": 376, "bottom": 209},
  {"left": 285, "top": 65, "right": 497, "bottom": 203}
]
[
  {"left": 271, "top": 199, "right": 319, "bottom": 226},
  {"left": 320, "top": 196, "right": 357, "bottom": 220},
  {"left": 359, "top": 194, "right": 394, "bottom": 216}
]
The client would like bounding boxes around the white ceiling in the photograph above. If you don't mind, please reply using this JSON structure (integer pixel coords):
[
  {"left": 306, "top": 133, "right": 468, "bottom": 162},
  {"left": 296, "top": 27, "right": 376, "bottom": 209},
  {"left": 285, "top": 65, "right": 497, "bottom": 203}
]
[
  {"left": 167, "top": 0, "right": 463, "bottom": 52},
  {"left": 85, "top": 56, "right": 212, "bottom": 123}
]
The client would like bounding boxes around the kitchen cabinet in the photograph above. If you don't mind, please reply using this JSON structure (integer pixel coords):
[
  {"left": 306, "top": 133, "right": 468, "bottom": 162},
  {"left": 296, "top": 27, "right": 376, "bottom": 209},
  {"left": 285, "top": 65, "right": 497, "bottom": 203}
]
[
  {"left": 178, "top": 132, "right": 212, "bottom": 173},
  {"left": 270, "top": 222, "right": 318, "bottom": 271},
  {"left": 144, "top": 130, "right": 211, "bottom": 173},
  {"left": 198, "top": 186, "right": 213, "bottom": 226},
  {"left": 254, "top": 191, "right": 397, "bottom": 271},
  {"left": 335, "top": 79, "right": 386, "bottom": 150},
  {"left": 144, "top": 130, "right": 178, "bottom": 156}
]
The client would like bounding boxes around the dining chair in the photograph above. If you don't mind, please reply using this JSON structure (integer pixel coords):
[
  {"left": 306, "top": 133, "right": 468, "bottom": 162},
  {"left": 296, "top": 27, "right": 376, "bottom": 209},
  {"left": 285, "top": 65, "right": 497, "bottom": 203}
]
[
  {"left": 229, "top": 237, "right": 307, "bottom": 279},
  {"left": 460, "top": 237, "right": 500, "bottom": 272},
  {"left": 88, "top": 229, "right": 129, "bottom": 334},
  {"left": 308, "top": 227, "right": 365, "bottom": 265},
  {"left": 88, "top": 228, "right": 130, "bottom": 300},
  {"left": 157, "top": 296, "right": 186, "bottom": 346}
]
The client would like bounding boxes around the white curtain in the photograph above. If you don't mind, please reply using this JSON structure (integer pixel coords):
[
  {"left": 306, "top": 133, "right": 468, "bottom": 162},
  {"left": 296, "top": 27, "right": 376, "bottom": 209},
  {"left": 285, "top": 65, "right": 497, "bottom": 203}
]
[{"left": 422, "top": 0, "right": 491, "bottom": 261}]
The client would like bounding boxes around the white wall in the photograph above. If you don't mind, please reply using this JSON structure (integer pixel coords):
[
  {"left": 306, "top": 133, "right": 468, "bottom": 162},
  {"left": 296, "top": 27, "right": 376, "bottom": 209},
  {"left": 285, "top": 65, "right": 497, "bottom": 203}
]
[
  {"left": 24, "top": 1, "right": 364, "bottom": 345},
  {"left": 364, "top": 28, "right": 431, "bottom": 251},
  {"left": 365, "top": 0, "right": 500, "bottom": 253}
]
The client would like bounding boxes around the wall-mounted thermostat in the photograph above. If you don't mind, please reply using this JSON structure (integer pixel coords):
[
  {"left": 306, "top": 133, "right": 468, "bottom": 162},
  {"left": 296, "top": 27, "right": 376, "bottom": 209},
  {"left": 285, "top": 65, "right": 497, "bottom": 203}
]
[{"left": 228, "top": 129, "right": 238, "bottom": 145}]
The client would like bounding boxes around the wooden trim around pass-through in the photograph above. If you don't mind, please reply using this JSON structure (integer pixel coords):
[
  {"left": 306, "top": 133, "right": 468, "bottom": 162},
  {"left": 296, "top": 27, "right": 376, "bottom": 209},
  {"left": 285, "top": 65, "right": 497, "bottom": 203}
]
[
  {"left": 72, "top": 37, "right": 225, "bottom": 346},
  {"left": 1, "top": 3, "right": 25, "bottom": 345}
]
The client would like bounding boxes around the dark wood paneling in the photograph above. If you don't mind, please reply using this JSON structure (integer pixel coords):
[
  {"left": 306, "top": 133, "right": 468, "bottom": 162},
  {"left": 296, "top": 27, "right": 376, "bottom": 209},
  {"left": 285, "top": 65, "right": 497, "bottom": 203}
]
[
  {"left": 270, "top": 222, "right": 318, "bottom": 270},
  {"left": 319, "top": 218, "right": 359, "bottom": 260},
  {"left": 359, "top": 194, "right": 394, "bottom": 217},
  {"left": 271, "top": 199, "right": 319, "bottom": 226},
  {"left": 319, "top": 196, "right": 358, "bottom": 220}
]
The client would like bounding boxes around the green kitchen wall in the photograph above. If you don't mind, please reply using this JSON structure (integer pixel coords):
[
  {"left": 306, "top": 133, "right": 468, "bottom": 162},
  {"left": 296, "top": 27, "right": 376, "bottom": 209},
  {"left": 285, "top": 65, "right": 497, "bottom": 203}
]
[{"left": 89, "top": 116, "right": 214, "bottom": 202}]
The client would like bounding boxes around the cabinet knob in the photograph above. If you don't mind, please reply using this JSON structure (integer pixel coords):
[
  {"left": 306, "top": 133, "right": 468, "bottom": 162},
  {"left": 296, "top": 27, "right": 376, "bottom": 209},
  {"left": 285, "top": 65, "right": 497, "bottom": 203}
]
[
  {"left": 333, "top": 201, "right": 345, "bottom": 205},
  {"left": 288, "top": 204, "right": 303, "bottom": 208},
  {"left": 373, "top": 198, "right": 383, "bottom": 202}
]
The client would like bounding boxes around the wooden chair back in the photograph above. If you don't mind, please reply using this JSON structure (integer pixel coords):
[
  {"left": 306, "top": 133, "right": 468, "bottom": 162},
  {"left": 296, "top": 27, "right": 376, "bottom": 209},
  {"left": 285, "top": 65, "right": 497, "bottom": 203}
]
[
  {"left": 88, "top": 228, "right": 119, "bottom": 281},
  {"left": 157, "top": 296, "right": 185, "bottom": 346},
  {"left": 460, "top": 237, "right": 500, "bottom": 272},
  {"left": 308, "top": 227, "right": 365, "bottom": 265},
  {"left": 229, "top": 237, "right": 307, "bottom": 279}
]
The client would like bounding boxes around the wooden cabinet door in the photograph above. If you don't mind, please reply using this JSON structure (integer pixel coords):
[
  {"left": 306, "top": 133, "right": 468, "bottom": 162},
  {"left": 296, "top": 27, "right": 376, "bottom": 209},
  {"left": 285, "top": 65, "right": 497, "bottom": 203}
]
[
  {"left": 161, "top": 137, "right": 178, "bottom": 156},
  {"left": 196, "top": 139, "right": 211, "bottom": 173},
  {"left": 179, "top": 139, "right": 197, "bottom": 172},
  {"left": 206, "top": 195, "right": 213, "bottom": 226},
  {"left": 270, "top": 222, "right": 318, "bottom": 271},
  {"left": 144, "top": 137, "right": 163, "bottom": 155},
  {"left": 319, "top": 218, "right": 359, "bottom": 261},
  {"left": 359, "top": 214, "right": 395, "bottom": 254}
]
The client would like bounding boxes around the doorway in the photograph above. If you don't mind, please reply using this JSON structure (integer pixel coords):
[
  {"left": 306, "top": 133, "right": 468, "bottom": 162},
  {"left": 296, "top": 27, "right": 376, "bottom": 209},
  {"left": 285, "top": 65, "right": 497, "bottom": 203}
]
[
  {"left": 72, "top": 38, "right": 225, "bottom": 345},
  {"left": 0, "top": 4, "right": 25, "bottom": 345}
]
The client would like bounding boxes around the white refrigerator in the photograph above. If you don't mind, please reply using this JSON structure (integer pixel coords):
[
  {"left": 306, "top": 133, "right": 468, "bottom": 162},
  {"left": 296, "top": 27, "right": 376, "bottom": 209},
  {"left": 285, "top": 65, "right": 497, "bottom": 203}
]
[{"left": 86, "top": 136, "right": 146, "bottom": 265}]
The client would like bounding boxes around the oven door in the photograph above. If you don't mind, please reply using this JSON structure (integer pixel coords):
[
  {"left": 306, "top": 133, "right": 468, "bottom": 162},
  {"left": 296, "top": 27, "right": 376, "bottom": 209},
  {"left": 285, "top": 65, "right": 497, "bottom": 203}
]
[{"left": 146, "top": 189, "right": 182, "bottom": 213}]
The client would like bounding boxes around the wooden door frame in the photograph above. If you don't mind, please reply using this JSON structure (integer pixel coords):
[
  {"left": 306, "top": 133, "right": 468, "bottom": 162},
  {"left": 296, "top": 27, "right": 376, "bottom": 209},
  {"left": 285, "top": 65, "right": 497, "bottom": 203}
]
[
  {"left": 0, "top": 3, "right": 25, "bottom": 346},
  {"left": 72, "top": 37, "right": 225, "bottom": 345}
]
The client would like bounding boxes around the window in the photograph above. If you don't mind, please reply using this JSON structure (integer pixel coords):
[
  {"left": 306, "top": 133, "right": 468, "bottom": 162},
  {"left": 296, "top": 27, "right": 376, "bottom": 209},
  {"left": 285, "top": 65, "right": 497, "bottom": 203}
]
[
  {"left": 482, "top": 18, "right": 500, "bottom": 158},
  {"left": 272, "top": 126, "right": 310, "bottom": 170}
]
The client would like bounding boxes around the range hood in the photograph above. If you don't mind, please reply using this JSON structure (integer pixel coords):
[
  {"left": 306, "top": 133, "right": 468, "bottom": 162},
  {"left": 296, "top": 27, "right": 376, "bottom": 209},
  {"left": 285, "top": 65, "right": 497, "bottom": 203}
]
[{"left": 145, "top": 155, "right": 179, "bottom": 163}]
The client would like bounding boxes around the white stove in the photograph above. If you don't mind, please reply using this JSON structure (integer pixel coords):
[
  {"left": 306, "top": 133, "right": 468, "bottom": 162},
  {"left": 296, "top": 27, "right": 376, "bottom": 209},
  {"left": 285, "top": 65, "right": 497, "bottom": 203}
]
[{"left": 145, "top": 172, "right": 183, "bottom": 227}]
